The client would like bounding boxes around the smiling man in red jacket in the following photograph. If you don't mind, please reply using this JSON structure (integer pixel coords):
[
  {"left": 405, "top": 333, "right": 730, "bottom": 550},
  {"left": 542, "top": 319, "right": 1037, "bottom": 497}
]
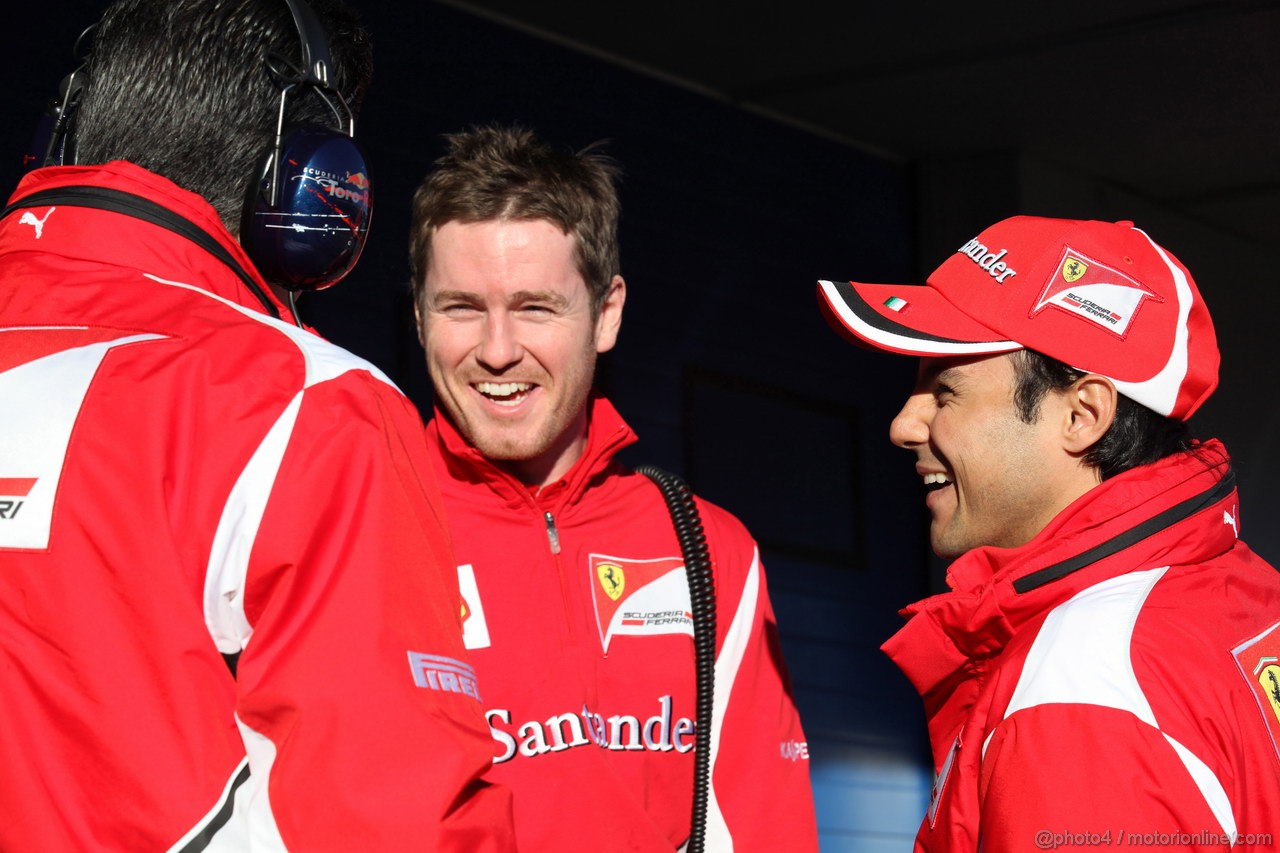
[
  {"left": 409, "top": 124, "right": 818, "bottom": 851},
  {"left": 818, "top": 216, "right": 1280, "bottom": 851}
]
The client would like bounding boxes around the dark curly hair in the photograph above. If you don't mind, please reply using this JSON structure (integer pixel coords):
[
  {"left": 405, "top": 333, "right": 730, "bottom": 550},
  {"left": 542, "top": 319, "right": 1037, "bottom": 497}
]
[{"left": 1010, "top": 349, "right": 1191, "bottom": 479}]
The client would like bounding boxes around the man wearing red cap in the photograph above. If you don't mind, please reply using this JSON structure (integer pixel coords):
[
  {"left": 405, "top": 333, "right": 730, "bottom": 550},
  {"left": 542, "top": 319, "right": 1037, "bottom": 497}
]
[{"left": 818, "top": 216, "right": 1280, "bottom": 851}]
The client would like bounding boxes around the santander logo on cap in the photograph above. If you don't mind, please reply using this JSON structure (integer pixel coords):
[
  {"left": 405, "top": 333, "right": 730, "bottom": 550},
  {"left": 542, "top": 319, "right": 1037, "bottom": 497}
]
[{"left": 956, "top": 237, "right": 1019, "bottom": 283}]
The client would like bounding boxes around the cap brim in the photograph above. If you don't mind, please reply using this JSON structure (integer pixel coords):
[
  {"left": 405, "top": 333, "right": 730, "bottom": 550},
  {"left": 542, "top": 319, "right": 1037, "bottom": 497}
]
[{"left": 817, "top": 279, "right": 1022, "bottom": 357}]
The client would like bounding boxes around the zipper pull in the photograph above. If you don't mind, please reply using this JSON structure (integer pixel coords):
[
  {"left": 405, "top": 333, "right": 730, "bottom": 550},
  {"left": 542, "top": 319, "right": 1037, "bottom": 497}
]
[{"left": 544, "top": 511, "right": 561, "bottom": 554}]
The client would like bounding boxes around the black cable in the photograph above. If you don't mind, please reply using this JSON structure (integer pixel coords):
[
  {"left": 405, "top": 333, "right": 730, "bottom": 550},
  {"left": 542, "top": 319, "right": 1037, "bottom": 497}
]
[
  {"left": 287, "top": 289, "right": 303, "bottom": 327},
  {"left": 636, "top": 465, "right": 716, "bottom": 853}
]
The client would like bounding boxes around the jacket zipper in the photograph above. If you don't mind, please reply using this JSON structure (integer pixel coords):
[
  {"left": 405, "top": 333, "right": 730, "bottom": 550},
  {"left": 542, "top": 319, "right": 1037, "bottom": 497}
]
[
  {"left": 542, "top": 509, "right": 578, "bottom": 645},
  {"left": 544, "top": 511, "right": 561, "bottom": 554}
]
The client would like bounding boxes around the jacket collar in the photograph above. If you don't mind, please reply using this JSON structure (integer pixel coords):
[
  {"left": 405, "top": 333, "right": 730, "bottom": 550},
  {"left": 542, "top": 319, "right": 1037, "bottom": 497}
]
[
  {"left": 427, "top": 394, "right": 637, "bottom": 511},
  {"left": 3, "top": 161, "right": 288, "bottom": 318},
  {"left": 884, "top": 440, "right": 1239, "bottom": 698}
]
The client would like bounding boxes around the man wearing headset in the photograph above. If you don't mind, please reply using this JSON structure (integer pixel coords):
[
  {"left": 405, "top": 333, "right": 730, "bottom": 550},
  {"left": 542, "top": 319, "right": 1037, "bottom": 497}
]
[
  {"left": 0, "top": 1, "right": 513, "bottom": 849},
  {"left": 409, "top": 124, "right": 818, "bottom": 851},
  {"left": 818, "top": 216, "right": 1280, "bottom": 851}
]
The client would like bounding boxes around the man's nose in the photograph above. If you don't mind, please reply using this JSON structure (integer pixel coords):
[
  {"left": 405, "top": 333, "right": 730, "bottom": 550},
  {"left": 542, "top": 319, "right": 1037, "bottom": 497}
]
[
  {"left": 889, "top": 392, "right": 932, "bottom": 449},
  {"left": 477, "top": 312, "right": 522, "bottom": 371}
]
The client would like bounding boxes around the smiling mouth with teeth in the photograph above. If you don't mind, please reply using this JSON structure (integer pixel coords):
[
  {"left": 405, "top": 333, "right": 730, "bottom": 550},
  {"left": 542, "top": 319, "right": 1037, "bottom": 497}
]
[
  {"left": 475, "top": 381, "right": 535, "bottom": 407},
  {"left": 923, "top": 472, "right": 953, "bottom": 493}
]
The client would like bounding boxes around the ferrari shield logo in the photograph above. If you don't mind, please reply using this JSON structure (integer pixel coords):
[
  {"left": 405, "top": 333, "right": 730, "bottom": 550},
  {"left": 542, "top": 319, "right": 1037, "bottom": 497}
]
[
  {"left": 589, "top": 553, "right": 691, "bottom": 652},
  {"left": 1233, "top": 621, "right": 1280, "bottom": 760},
  {"left": 1032, "top": 245, "right": 1159, "bottom": 337},
  {"left": 597, "top": 562, "right": 625, "bottom": 601},
  {"left": 1258, "top": 664, "right": 1280, "bottom": 722},
  {"left": 1062, "top": 256, "right": 1088, "bottom": 282}
]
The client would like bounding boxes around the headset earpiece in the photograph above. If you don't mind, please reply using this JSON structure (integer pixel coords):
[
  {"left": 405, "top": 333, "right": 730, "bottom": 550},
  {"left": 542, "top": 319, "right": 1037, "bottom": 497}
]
[
  {"left": 243, "top": 123, "right": 371, "bottom": 291},
  {"left": 240, "top": 0, "right": 372, "bottom": 292}
]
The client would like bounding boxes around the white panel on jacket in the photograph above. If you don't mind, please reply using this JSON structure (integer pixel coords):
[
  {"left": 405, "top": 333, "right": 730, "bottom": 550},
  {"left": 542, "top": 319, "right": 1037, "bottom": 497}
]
[
  {"left": 0, "top": 329, "right": 164, "bottom": 550},
  {"left": 1002, "top": 567, "right": 1167, "bottom": 724},
  {"left": 992, "top": 565, "right": 1236, "bottom": 841}
]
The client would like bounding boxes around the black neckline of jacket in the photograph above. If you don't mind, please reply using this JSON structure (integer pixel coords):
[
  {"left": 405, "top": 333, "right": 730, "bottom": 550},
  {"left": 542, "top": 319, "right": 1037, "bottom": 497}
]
[
  {"left": 1013, "top": 466, "right": 1236, "bottom": 594},
  {"left": 2, "top": 185, "right": 281, "bottom": 320}
]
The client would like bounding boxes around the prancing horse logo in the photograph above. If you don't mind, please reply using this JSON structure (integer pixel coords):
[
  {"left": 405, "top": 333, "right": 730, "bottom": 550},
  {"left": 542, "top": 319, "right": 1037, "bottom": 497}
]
[
  {"left": 1062, "top": 257, "right": 1088, "bottom": 282},
  {"left": 597, "top": 562, "right": 625, "bottom": 601},
  {"left": 1259, "top": 662, "right": 1280, "bottom": 724}
]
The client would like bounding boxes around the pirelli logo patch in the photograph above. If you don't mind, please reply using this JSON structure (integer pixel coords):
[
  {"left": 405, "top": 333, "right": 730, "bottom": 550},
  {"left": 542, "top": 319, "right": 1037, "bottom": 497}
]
[
  {"left": 407, "top": 652, "right": 481, "bottom": 702},
  {"left": 1233, "top": 621, "right": 1280, "bottom": 760}
]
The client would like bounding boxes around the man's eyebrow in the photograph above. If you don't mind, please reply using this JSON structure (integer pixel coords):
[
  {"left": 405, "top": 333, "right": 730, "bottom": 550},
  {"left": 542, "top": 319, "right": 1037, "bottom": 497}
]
[
  {"left": 428, "top": 288, "right": 480, "bottom": 304},
  {"left": 428, "top": 288, "right": 572, "bottom": 308},
  {"left": 916, "top": 360, "right": 962, "bottom": 393},
  {"left": 935, "top": 366, "right": 963, "bottom": 388},
  {"left": 509, "top": 289, "right": 570, "bottom": 307},
  {"left": 917, "top": 360, "right": 950, "bottom": 385}
]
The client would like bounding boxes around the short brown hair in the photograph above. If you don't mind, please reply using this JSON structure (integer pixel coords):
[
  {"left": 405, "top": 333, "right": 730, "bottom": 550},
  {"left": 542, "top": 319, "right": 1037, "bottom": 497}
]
[{"left": 409, "top": 125, "right": 621, "bottom": 314}]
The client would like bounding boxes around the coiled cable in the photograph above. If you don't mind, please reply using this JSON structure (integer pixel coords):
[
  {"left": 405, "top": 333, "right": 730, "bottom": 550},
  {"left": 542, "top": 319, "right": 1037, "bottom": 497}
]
[{"left": 636, "top": 465, "right": 716, "bottom": 853}]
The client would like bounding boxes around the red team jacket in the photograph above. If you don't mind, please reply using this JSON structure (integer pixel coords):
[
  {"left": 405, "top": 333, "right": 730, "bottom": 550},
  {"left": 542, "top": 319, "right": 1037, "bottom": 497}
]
[
  {"left": 0, "top": 162, "right": 513, "bottom": 850},
  {"left": 425, "top": 396, "right": 819, "bottom": 851},
  {"left": 883, "top": 441, "right": 1280, "bottom": 851}
]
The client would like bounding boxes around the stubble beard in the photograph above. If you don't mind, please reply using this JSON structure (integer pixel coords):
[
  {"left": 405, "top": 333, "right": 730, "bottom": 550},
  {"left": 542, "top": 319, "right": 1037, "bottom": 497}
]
[{"left": 445, "top": 353, "right": 598, "bottom": 472}]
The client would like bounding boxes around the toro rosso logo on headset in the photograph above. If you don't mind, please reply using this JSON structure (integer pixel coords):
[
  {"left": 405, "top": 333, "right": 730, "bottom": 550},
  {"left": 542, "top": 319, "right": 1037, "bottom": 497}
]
[{"left": 292, "top": 167, "right": 370, "bottom": 207}]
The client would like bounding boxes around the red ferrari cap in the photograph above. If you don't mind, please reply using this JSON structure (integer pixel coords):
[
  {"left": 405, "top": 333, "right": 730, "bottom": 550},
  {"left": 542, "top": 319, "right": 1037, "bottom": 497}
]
[{"left": 817, "top": 216, "right": 1219, "bottom": 420}]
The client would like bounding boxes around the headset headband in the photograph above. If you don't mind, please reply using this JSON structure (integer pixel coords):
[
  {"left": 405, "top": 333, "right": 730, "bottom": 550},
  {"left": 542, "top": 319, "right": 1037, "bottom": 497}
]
[
  {"left": 247, "top": 0, "right": 372, "bottom": 293},
  {"left": 284, "top": 0, "right": 333, "bottom": 88}
]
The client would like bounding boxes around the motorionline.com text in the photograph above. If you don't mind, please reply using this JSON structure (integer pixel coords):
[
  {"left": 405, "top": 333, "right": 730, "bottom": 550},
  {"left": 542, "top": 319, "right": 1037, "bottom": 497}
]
[{"left": 1035, "top": 829, "right": 1273, "bottom": 849}]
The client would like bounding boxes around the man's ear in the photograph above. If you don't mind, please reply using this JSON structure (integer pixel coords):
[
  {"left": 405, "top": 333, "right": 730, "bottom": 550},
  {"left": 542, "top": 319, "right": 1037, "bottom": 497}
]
[
  {"left": 1063, "top": 374, "right": 1118, "bottom": 454},
  {"left": 594, "top": 275, "right": 626, "bottom": 354},
  {"left": 412, "top": 297, "right": 425, "bottom": 349}
]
